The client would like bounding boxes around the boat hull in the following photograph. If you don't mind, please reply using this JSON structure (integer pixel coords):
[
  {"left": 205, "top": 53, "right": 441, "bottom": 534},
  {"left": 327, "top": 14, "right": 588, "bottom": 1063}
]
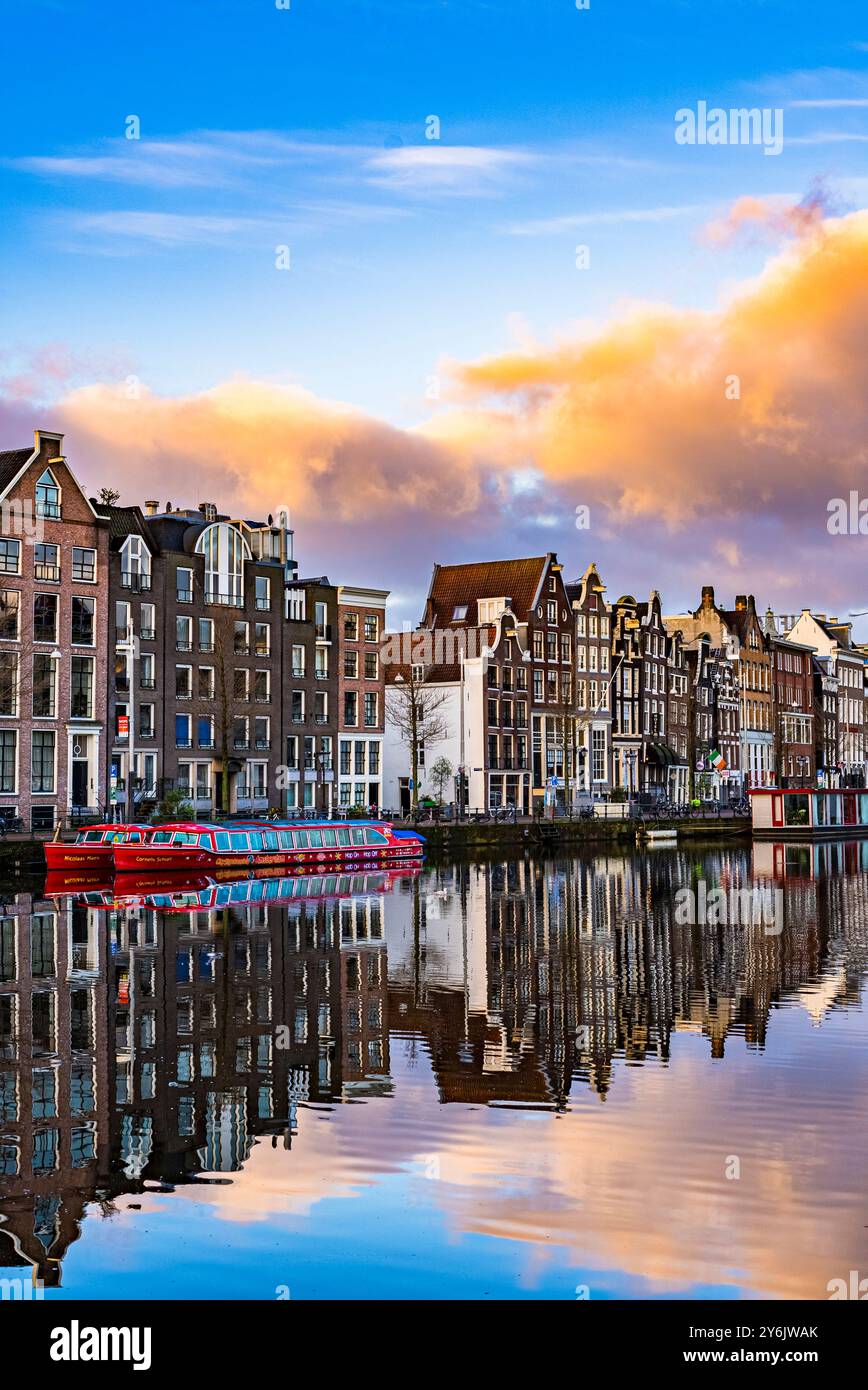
[
  {"left": 113, "top": 843, "right": 424, "bottom": 873},
  {"left": 44, "top": 844, "right": 116, "bottom": 870}
]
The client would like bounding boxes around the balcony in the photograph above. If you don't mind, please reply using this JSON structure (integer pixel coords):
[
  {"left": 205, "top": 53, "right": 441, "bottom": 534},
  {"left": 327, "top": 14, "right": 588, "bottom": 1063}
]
[
  {"left": 254, "top": 739, "right": 271, "bottom": 750},
  {"left": 292, "top": 666, "right": 306, "bottom": 678},
  {"left": 121, "top": 572, "right": 151, "bottom": 592},
  {"left": 140, "top": 677, "right": 156, "bottom": 690},
  {"left": 138, "top": 727, "right": 155, "bottom": 740},
  {"left": 315, "top": 670, "right": 329, "bottom": 680},
  {"left": 205, "top": 590, "right": 243, "bottom": 608},
  {"left": 36, "top": 502, "right": 61, "bottom": 520},
  {"left": 315, "top": 715, "right": 329, "bottom": 725},
  {"left": 234, "top": 644, "right": 250, "bottom": 657},
  {"left": 291, "top": 713, "right": 304, "bottom": 724},
  {"left": 176, "top": 737, "right": 192, "bottom": 749},
  {"left": 199, "top": 641, "right": 214, "bottom": 653},
  {"left": 176, "top": 689, "right": 192, "bottom": 701},
  {"left": 255, "top": 598, "right": 270, "bottom": 610},
  {"left": 176, "top": 589, "right": 193, "bottom": 604},
  {"left": 198, "top": 738, "right": 215, "bottom": 750},
  {"left": 35, "top": 564, "right": 60, "bottom": 582},
  {"left": 140, "top": 628, "right": 156, "bottom": 642},
  {"left": 234, "top": 738, "right": 250, "bottom": 750}
]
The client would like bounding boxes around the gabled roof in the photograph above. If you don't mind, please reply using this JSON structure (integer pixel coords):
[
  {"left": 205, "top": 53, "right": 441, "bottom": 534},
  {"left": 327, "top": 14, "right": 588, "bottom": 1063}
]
[
  {"left": 0, "top": 448, "right": 35, "bottom": 492},
  {"left": 95, "top": 503, "right": 156, "bottom": 551},
  {"left": 424, "top": 556, "right": 553, "bottom": 628}
]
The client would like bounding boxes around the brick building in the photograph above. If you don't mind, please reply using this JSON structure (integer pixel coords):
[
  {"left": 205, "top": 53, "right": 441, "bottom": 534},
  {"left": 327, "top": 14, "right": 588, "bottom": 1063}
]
[
  {"left": 336, "top": 586, "right": 388, "bottom": 811},
  {"left": 0, "top": 431, "right": 109, "bottom": 830},
  {"left": 566, "top": 562, "right": 613, "bottom": 797}
]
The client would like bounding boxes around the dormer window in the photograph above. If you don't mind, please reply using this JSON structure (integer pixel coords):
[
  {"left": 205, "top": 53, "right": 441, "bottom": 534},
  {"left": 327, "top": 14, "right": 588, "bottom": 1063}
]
[
  {"left": 121, "top": 535, "right": 152, "bottom": 592},
  {"left": 452, "top": 605, "right": 468, "bottom": 620},
  {"left": 35, "top": 469, "right": 61, "bottom": 520}
]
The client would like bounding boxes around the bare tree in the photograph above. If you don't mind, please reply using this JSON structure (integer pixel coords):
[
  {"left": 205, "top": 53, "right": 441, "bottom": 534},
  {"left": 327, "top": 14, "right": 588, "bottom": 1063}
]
[
  {"left": 386, "top": 669, "right": 450, "bottom": 811},
  {"left": 98, "top": 487, "right": 121, "bottom": 506}
]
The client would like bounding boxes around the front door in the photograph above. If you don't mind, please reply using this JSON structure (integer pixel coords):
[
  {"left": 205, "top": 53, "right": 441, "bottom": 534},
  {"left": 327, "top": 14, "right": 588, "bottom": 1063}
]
[{"left": 72, "top": 758, "right": 88, "bottom": 808}]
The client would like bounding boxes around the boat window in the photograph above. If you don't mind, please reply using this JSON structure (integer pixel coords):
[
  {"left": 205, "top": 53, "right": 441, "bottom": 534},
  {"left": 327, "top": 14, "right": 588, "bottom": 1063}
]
[
  {"left": 351, "top": 828, "right": 366, "bottom": 846},
  {"left": 337, "top": 828, "right": 351, "bottom": 847},
  {"left": 83, "top": 830, "right": 105, "bottom": 843},
  {"left": 364, "top": 828, "right": 389, "bottom": 845},
  {"left": 322, "top": 829, "right": 337, "bottom": 847},
  {"left": 279, "top": 831, "right": 293, "bottom": 850},
  {"left": 215, "top": 832, "right": 231, "bottom": 851},
  {"left": 264, "top": 831, "right": 279, "bottom": 850},
  {"left": 197, "top": 833, "right": 213, "bottom": 848},
  {"left": 784, "top": 794, "right": 809, "bottom": 827},
  {"left": 248, "top": 833, "right": 264, "bottom": 851},
  {"left": 173, "top": 832, "right": 198, "bottom": 845},
  {"left": 296, "top": 831, "right": 310, "bottom": 849},
  {"left": 230, "top": 833, "right": 250, "bottom": 851},
  {"left": 814, "top": 795, "right": 826, "bottom": 825},
  {"left": 152, "top": 831, "right": 174, "bottom": 844},
  {"left": 128, "top": 831, "right": 142, "bottom": 843},
  {"left": 308, "top": 830, "right": 323, "bottom": 848}
]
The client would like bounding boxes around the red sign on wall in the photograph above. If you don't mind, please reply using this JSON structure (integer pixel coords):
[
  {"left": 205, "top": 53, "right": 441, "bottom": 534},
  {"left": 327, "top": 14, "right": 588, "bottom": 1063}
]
[{"left": 117, "top": 715, "right": 129, "bottom": 738}]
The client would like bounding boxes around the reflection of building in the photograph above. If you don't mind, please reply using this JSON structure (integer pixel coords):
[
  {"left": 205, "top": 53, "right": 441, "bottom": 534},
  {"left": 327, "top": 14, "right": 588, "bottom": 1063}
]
[
  {"left": 3, "top": 851, "right": 868, "bottom": 1285},
  {"left": 0, "top": 891, "right": 107, "bottom": 1283}
]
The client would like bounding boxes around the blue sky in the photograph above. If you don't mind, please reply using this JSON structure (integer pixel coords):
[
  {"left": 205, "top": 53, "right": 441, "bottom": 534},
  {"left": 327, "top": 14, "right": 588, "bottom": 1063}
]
[{"left": 3, "top": 0, "right": 868, "bottom": 626}]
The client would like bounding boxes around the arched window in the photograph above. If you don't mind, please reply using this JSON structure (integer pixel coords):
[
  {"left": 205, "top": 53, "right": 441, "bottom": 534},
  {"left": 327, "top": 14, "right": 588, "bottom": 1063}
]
[
  {"left": 36, "top": 469, "right": 61, "bottom": 519},
  {"left": 194, "top": 523, "right": 251, "bottom": 606}
]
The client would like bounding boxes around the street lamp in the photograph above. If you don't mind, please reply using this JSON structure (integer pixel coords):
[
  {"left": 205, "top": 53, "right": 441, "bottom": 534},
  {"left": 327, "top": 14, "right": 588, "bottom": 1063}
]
[{"left": 626, "top": 748, "right": 637, "bottom": 798}]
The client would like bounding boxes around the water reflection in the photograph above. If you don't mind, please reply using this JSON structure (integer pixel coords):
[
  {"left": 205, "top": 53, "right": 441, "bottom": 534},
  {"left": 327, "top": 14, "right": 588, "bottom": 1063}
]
[{"left": 1, "top": 842, "right": 867, "bottom": 1297}]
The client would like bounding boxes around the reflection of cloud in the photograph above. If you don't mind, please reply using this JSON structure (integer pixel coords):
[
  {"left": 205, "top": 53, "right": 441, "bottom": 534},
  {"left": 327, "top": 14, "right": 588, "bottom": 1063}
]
[{"left": 187, "top": 1030, "right": 868, "bottom": 1299}]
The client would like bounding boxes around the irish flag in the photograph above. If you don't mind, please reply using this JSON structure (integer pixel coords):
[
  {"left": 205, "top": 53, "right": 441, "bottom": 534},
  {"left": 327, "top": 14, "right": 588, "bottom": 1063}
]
[{"left": 711, "top": 749, "right": 727, "bottom": 771}]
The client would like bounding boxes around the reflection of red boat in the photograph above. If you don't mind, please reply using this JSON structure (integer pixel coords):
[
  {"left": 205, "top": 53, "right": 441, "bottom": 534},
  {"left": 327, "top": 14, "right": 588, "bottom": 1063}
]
[
  {"left": 44, "top": 823, "right": 149, "bottom": 871},
  {"left": 44, "top": 865, "right": 421, "bottom": 912},
  {"left": 112, "top": 819, "right": 425, "bottom": 874}
]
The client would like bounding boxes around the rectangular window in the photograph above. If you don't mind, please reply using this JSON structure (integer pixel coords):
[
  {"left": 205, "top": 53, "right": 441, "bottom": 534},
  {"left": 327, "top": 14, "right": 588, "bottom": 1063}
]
[
  {"left": 0, "top": 652, "right": 18, "bottom": 716},
  {"left": 176, "top": 615, "right": 193, "bottom": 650},
  {"left": 71, "top": 596, "right": 95, "bottom": 646},
  {"left": 176, "top": 665, "right": 192, "bottom": 699},
  {"left": 32, "top": 654, "right": 57, "bottom": 717},
  {"left": 254, "top": 623, "right": 270, "bottom": 656},
  {"left": 176, "top": 567, "right": 193, "bottom": 602},
  {"left": 364, "top": 651, "right": 378, "bottom": 679},
  {"left": 0, "top": 540, "right": 21, "bottom": 574},
  {"left": 364, "top": 614, "right": 378, "bottom": 642},
  {"left": 255, "top": 575, "right": 271, "bottom": 610},
  {"left": 344, "top": 613, "right": 358, "bottom": 641},
  {"left": 364, "top": 693, "right": 377, "bottom": 727},
  {"left": 198, "top": 666, "right": 214, "bottom": 699},
  {"left": 0, "top": 589, "right": 19, "bottom": 640},
  {"left": 33, "top": 593, "right": 58, "bottom": 643},
  {"left": 140, "top": 602, "right": 156, "bottom": 640},
  {"left": 139, "top": 703, "right": 155, "bottom": 739},
  {"left": 0, "top": 730, "right": 16, "bottom": 792},
  {"left": 72, "top": 547, "right": 96, "bottom": 582},
  {"left": 32, "top": 730, "right": 56, "bottom": 793},
  {"left": 175, "top": 714, "right": 191, "bottom": 747},
  {"left": 344, "top": 691, "right": 358, "bottom": 726},
  {"left": 70, "top": 656, "right": 94, "bottom": 719}
]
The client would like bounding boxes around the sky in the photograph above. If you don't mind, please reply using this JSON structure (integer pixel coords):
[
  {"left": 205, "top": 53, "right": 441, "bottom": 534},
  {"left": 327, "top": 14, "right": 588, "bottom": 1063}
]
[{"left": 2, "top": 0, "right": 868, "bottom": 630}]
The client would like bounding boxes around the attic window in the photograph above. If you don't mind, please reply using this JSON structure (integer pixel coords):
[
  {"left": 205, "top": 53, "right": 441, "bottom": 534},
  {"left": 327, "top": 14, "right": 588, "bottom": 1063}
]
[
  {"left": 452, "top": 605, "right": 468, "bottom": 620},
  {"left": 36, "top": 469, "right": 61, "bottom": 520}
]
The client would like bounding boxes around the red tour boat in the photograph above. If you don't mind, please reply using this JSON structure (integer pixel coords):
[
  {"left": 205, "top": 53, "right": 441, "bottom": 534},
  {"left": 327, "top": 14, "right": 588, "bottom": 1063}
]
[
  {"left": 111, "top": 819, "right": 425, "bottom": 874},
  {"left": 44, "top": 823, "right": 151, "bottom": 872}
]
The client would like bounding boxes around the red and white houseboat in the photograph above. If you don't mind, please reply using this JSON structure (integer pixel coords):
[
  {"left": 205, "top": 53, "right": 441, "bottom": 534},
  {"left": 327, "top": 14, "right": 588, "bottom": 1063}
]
[
  {"left": 111, "top": 819, "right": 425, "bottom": 874},
  {"left": 750, "top": 787, "right": 868, "bottom": 838},
  {"left": 44, "top": 823, "right": 151, "bottom": 872}
]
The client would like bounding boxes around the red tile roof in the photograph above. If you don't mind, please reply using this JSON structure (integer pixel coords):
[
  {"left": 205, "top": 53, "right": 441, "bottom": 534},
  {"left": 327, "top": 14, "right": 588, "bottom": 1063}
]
[{"left": 424, "top": 556, "right": 551, "bottom": 628}]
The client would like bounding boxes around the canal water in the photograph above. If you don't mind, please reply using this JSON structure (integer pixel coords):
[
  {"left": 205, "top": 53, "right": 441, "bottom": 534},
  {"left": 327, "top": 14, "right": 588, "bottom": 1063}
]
[{"left": 1, "top": 842, "right": 867, "bottom": 1301}]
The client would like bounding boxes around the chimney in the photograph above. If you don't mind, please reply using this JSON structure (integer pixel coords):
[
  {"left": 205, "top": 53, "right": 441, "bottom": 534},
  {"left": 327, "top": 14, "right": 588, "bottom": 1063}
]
[
  {"left": 735, "top": 595, "right": 747, "bottom": 611},
  {"left": 700, "top": 585, "right": 714, "bottom": 608},
  {"left": 144, "top": 500, "right": 158, "bottom": 517}
]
